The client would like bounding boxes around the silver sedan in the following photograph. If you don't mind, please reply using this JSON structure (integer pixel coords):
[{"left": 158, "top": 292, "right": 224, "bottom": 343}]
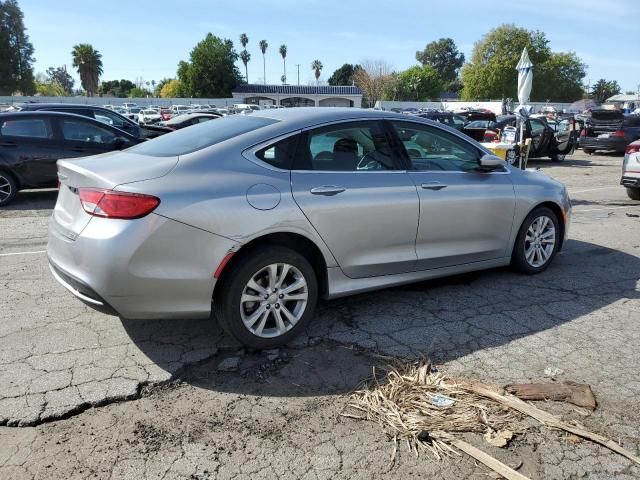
[{"left": 48, "top": 108, "right": 571, "bottom": 348}]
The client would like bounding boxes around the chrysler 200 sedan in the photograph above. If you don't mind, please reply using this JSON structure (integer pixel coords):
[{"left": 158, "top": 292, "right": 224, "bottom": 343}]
[{"left": 48, "top": 108, "right": 571, "bottom": 348}]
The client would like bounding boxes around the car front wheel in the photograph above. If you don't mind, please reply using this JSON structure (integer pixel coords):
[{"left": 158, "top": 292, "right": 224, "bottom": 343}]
[
  {"left": 626, "top": 187, "right": 640, "bottom": 201},
  {"left": 0, "top": 171, "right": 18, "bottom": 207},
  {"left": 214, "top": 246, "right": 318, "bottom": 349},
  {"left": 511, "top": 207, "right": 560, "bottom": 274}
]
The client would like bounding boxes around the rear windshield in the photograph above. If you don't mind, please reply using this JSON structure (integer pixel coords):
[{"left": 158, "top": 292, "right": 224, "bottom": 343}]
[{"left": 127, "top": 115, "right": 278, "bottom": 156}]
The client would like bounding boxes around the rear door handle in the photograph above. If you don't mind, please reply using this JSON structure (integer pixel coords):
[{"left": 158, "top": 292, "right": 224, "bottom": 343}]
[
  {"left": 421, "top": 182, "right": 447, "bottom": 190},
  {"left": 310, "top": 185, "right": 346, "bottom": 196}
]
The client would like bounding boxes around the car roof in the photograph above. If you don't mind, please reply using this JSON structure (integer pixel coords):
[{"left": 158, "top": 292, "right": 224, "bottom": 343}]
[
  {"left": 250, "top": 107, "right": 403, "bottom": 125},
  {"left": 19, "top": 103, "right": 107, "bottom": 110},
  {"left": 0, "top": 111, "right": 136, "bottom": 136}
]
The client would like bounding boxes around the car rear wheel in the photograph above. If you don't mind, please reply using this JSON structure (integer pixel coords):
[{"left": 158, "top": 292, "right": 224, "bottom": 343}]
[
  {"left": 511, "top": 207, "right": 560, "bottom": 274},
  {"left": 214, "top": 246, "right": 318, "bottom": 349},
  {"left": 583, "top": 148, "right": 594, "bottom": 155},
  {"left": 550, "top": 153, "right": 566, "bottom": 162},
  {"left": 626, "top": 187, "right": 640, "bottom": 201},
  {"left": 0, "top": 171, "right": 18, "bottom": 207}
]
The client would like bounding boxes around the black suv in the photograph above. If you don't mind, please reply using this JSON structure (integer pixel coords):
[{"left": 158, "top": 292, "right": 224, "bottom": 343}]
[
  {"left": 579, "top": 110, "right": 640, "bottom": 154},
  {"left": 0, "top": 111, "right": 141, "bottom": 206}
]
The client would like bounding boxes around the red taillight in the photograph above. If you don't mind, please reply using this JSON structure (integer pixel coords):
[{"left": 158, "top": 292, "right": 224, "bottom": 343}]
[
  {"left": 483, "top": 130, "right": 498, "bottom": 142},
  {"left": 580, "top": 129, "right": 587, "bottom": 137},
  {"left": 626, "top": 143, "right": 640, "bottom": 154},
  {"left": 612, "top": 130, "right": 625, "bottom": 138},
  {"left": 78, "top": 188, "right": 160, "bottom": 219}
]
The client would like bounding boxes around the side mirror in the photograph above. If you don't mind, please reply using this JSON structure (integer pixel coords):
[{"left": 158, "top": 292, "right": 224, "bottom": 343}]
[
  {"left": 478, "top": 153, "right": 503, "bottom": 170},
  {"left": 112, "top": 137, "right": 127, "bottom": 150}
]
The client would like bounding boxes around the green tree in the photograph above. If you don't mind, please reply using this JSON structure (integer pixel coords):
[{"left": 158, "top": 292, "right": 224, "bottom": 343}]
[
  {"left": 239, "top": 33, "right": 248, "bottom": 49},
  {"left": 160, "top": 79, "right": 182, "bottom": 98},
  {"left": 536, "top": 52, "right": 586, "bottom": 102},
  {"left": 279, "top": 44, "right": 287, "bottom": 83},
  {"left": 240, "top": 50, "right": 251, "bottom": 83},
  {"left": 129, "top": 86, "right": 149, "bottom": 98},
  {"left": 258, "top": 39, "right": 268, "bottom": 84},
  {"left": 177, "top": 33, "right": 242, "bottom": 97},
  {"left": 328, "top": 63, "right": 361, "bottom": 86},
  {"left": 396, "top": 65, "right": 443, "bottom": 101},
  {"left": 415, "top": 38, "right": 464, "bottom": 89},
  {"left": 0, "top": 0, "right": 35, "bottom": 95},
  {"left": 461, "top": 24, "right": 551, "bottom": 100},
  {"left": 99, "top": 79, "right": 135, "bottom": 97},
  {"left": 311, "top": 59, "right": 323, "bottom": 84},
  {"left": 45, "top": 66, "right": 74, "bottom": 95},
  {"left": 590, "top": 79, "right": 621, "bottom": 103},
  {"left": 34, "top": 72, "right": 65, "bottom": 96},
  {"left": 71, "top": 43, "right": 103, "bottom": 96},
  {"left": 154, "top": 78, "right": 172, "bottom": 97}
]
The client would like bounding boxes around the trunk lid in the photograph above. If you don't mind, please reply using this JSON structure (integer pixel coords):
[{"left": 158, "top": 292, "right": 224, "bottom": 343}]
[
  {"left": 53, "top": 151, "right": 178, "bottom": 238},
  {"left": 587, "top": 110, "right": 624, "bottom": 136}
]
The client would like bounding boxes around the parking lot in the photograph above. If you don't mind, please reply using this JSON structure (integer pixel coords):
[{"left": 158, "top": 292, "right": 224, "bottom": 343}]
[{"left": 1, "top": 151, "right": 639, "bottom": 479}]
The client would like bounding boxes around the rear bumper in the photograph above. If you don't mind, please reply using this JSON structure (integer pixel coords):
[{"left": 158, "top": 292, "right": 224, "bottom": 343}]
[
  {"left": 579, "top": 136, "right": 627, "bottom": 152},
  {"left": 47, "top": 213, "right": 239, "bottom": 320},
  {"left": 621, "top": 176, "right": 640, "bottom": 188}
]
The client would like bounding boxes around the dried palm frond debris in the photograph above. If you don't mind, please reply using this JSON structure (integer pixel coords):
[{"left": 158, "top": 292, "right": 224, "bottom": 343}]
[
  {"left": 345, "top": 360, "right": 524, "bottom": 460},
  {"left": 344, "top": 359, "right": 640, "bottom": 479}
]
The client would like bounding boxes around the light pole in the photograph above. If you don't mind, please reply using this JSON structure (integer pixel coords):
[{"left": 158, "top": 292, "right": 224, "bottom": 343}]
[{"left": 296, "top": 64, "right": 300, "bottom": 85}]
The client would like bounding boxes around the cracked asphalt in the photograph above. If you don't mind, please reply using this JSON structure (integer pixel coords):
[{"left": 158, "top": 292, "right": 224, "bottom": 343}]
[{"left": 1, "top": 151, "right": 639, "bottom": 479}]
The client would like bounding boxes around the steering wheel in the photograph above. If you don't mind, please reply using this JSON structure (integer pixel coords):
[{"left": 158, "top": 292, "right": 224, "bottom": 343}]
[{"left": 356, "top": 152, "right": 385, "bottom": 170}]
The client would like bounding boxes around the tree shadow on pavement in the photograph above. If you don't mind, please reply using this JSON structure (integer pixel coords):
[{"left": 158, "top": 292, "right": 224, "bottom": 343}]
[{"left": 121, "top": 239, "right": 640, "bottom": 397}]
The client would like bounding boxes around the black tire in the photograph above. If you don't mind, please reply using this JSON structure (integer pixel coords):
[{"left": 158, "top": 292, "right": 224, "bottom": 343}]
[
  {"left": 583, "top": 148, "right": 594, "bottom": 155},
  {"left": 626, "top": 187, "right": 640, "bottom": 201},
  {"left": 213, "top": 246, "right": 318, "bottom": 349},
  {"left": 511, "top": 207, "right": 560, "bottom": 274},
  {"left": 550, "top": 153, "right": 566, "bottom": 162},
  {"left": 0, "top": 170, "right": 18, "bottom": 207}
]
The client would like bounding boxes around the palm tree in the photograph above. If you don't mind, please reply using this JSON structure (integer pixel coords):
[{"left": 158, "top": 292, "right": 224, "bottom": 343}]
[
  {"left": 259, "top": 40, "right": 268, "bottom": 85},
  {"left": 240, "top": 50, "right": 251, "bottom": 83},
  {"left": 279, "top": 44, "right": 287, "bottom": 84},
  {"left": 71, "top": 44, "right": 103, "bottom": 96},
  {"left": 240, "top": 33, "right": 248, "bottom": 49},
  {"left": 311, "top": 60, "right": 323, "bottom": 85}
]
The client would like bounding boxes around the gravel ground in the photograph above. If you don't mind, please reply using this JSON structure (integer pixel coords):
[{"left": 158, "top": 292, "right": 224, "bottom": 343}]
[{"left": 1, "top": 151, "right": 639, "bottom": 479}]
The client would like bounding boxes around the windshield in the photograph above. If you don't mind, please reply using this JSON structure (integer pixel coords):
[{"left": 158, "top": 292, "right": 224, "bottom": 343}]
[{"left": 127, "top": 115, "right": 279, "bottom": 157}]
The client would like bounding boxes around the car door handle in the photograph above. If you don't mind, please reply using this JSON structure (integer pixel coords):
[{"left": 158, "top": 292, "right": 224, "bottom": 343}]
[
  {"left": 310, "top": 185, "right": 346, "bottom": 196},
  {"left": 421, "top": 182, "right": 447, "bottom": 190}
]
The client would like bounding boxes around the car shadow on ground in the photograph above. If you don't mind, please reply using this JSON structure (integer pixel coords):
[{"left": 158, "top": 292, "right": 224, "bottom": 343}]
[
  {"left": 0, "top": 188, "right": 58, "bottom": 211},
  {"left": 121, "top": 238, "right": 640, "bottom": 397},
  {"left": 526, "top": 158, "right": 616, "bottom": 169}
]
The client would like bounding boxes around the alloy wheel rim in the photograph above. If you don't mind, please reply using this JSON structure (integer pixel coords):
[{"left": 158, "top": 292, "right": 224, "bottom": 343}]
[
  {"left": 240, "top": 263, "right": 308, "bottom": 338},
  {"left": 524, "top": 215, "right": 556, "bottom": 268},
  {"left": 0, "top": 175, "right": 11, "bottom": 202}
]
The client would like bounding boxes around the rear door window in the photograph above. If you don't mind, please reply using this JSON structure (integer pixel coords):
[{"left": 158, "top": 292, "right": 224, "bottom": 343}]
[
  {"left": 60, "top": 118, "right": 117, "bottom": 144},
  {"left": 0, "top": 118, "right": 52, "bottom": 138}
]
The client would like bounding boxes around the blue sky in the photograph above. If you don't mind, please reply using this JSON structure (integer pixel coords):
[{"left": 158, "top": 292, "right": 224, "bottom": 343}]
[{"left": 19, "top": 0, "right": 640, "bottom": 93}]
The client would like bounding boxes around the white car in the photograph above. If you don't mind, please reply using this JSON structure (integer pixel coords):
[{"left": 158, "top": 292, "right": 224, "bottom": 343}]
[
  {"left": 621, "top": 139, "right": 640, "bottom": 200},
  {"left": 138, "top": 109, "right": 162, "bottom": 125},
  {"left": 122, "top": 102, "right": 138, "bottom": 110},
  {"left": 170, "top": 105, "right": 190, "bottom": 115}
]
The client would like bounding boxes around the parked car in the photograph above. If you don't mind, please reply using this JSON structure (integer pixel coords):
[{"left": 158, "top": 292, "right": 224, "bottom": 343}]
[
  {"left": 621, "top": 140, "right": 640, "bottom": 200},
  {"left": 138, "top": 109, "right": 162, "bottom": 125},
  {"left": 418, "top": 112, "right": 465, "bottom": 131},
  {"left": 122, "top": 102, "right": 138, "bottom": 110},
  {"left": 0, "top": 111, "right": 142, "bottom": 206},
  {"left": 485, "top": 115, "right": 576, "bottom": 162},
  {"left": 170, "top": 105, "right": 190, "bottom": 116},
  {"left": 161, "top": 113, "right": 221, "bottom": 130},
  {"left": 19, "top": 103, "right": 142, "bottom": 138},
  {"left": 579, "top": 110, "right": 640, "bottom": 154},
  {"left": 48, "top": 108, "right": 571, "bottom": 348}
]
